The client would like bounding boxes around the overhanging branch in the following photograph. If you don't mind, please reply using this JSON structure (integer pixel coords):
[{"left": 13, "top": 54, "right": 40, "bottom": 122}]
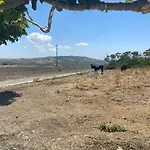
[
  {"left": 1, "top": 0, "right": 150, "bottom": 34},
  {"left": 0, "top": 0, "right": 150, "bottom": 13},
  {"left": 44, "top": 0, "right": 149, "bottom": 13},
  {"left": 25, "top": 5, "right": 55, "bottom": 33}
]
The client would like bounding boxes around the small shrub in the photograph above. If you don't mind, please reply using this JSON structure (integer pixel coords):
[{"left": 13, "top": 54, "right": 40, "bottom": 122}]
[{"left": 99, "top": 124, "right": 126, "bottom": 132}]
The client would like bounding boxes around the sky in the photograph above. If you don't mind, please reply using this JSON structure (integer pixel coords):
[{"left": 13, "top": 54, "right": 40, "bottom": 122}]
[{"left": 1, "top": 0, "right": 150, "bottom": 59}]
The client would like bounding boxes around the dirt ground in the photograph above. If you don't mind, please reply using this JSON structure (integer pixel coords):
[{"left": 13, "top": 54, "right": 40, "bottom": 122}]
[
  {"left": 0, "top": 68, "right": 150, "bottom": 150},
  {"left": 0, "top": 65, "right": 87, "bottom": 81}
]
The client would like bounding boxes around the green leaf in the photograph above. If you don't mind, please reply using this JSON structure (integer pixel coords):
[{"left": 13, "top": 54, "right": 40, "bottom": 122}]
[
  {"left": 125, "top": 0, "right": 133, "bottom": 2},
  {"left": 0, "top": 5, "right": 28, "bottom": 45}
]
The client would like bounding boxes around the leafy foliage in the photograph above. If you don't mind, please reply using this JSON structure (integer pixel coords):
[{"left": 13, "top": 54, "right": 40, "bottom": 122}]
[
  {"left": 0, "top": 0, "right": 149, "bottom": 45},
  {"left": 105, "top": 49, "right": 150, "bottom": 69},
  {"left": 143, "top": 49, "right": 150, "bottom": 58},
  {"left": 125, "top": 0, "right": 133, "bottom": 2},
  {"left": 0, "top": 2, "right": 28, "bottom": 45},
  {"left": 99, "top": 124, "right": 126, "bottom": 132}
]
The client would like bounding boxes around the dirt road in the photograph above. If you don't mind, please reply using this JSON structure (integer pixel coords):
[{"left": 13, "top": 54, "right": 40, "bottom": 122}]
[
  {"left": 0, "top": 65, "right": 88, "bottom": 81},
  {"left": 0, "top": 71, "right": 90, "bottom": 88},
  {"left": 0, "top": 68, "right": 150, "bottom": 150}
]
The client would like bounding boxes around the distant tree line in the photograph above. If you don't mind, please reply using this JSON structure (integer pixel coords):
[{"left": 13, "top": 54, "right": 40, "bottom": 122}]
[{"left": 104, "top": 49, "right": 150, "bottom": 69}]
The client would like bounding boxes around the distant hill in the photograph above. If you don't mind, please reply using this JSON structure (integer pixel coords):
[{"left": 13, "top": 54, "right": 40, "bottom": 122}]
[{"left": 0, "top": 56, "right": 106, "bottom": 68}]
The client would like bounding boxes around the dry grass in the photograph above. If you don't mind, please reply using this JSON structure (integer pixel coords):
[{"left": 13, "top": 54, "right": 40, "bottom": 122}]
[{"left": 0, "top": 68, "right": 150, "bottom": 150}]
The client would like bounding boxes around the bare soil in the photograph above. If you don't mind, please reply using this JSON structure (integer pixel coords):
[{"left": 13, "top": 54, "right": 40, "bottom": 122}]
[
  {"left": 0, "top": 68, "right": 150, "bottom": 150},
  {"left": 0, "top": 65, "right": 87, "bottom": 81}
]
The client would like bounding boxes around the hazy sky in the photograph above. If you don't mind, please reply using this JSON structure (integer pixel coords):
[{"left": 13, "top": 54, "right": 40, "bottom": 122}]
[{"left": 1, "top": 1, "right": 150, "bottom": 59}]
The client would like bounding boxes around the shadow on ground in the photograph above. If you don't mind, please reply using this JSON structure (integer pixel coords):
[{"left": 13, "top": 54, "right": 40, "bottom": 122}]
[{"left": 0, "top": 91, "right": 22, "bottom": 106}]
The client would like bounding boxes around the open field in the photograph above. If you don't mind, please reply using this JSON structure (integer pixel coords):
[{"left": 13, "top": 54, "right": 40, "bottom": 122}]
[
  {"left": 0, "top": 65, "right": 89, "bottom": 81},
  {"left": 0, "top": 68, "right": 150, "bottom": 150},
  {"left": 0, "top": 56, "right": 105, "bottom": 81}
]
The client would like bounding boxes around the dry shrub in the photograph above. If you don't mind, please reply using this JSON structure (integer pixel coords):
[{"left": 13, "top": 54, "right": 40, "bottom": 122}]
[
  {"left": 66, "top": 67, "right": 150, "bottom": 92},
  {"left": 117, "top": 67, "right": 150, "bottom": 89},
  {"left": 130, "top": 67, "right": 150, "bottom": 76},
  {"left": 130, "top": 68, "right": 149, "bottom": 84}
]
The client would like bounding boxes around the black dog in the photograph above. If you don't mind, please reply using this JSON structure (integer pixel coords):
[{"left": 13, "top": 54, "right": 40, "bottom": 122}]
[
  {"left": 120, "top": 65, "right": 127, "bottom": 71},
  {"left": 91, "top": 64, "right": 104, "bottom": 74}
]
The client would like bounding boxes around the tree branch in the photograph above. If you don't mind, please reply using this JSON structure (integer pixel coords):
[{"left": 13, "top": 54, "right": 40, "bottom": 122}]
[
  {"left": 25, "top": 5, "right": 55, "bottom": 33},
  {"left": 0, "top": 0, "right": 150, "bottom": 14},
  {"left": 44, "top": 0, "right": 149, "bottom": 13}
]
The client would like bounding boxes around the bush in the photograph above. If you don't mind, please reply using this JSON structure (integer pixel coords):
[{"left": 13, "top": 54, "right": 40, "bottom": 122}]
[{"left": 99, "top": 124, "right": 126, "bottom": 132}]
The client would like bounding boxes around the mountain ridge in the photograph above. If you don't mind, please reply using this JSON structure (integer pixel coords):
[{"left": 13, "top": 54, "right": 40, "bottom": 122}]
[{"left": 0, "top": 56, "right": 106, "bottom": 67}]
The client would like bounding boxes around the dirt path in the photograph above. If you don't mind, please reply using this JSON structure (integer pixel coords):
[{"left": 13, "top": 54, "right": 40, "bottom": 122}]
[
  {"left": 0, "top": 68, "right": 150, "bottom": 150},
  {"left": 0, "top": 71, "right": 90, "bottom": 88},
  {"left": 0, "top": 65, "right": 89, "bottom": 81}
]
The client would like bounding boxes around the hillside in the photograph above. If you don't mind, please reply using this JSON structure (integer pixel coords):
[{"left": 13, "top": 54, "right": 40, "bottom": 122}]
[{"left": 0, "top": 56, "right": 106, "bottom": 68}]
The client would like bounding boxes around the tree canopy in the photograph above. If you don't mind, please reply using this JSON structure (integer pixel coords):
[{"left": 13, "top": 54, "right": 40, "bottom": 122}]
[
  {"left": 0, "top": 4, "right": 28, "bottom": 45},
  {"left": 104, "top": 49, "right": 150, "bottom": 69},
  {"left": 0, "top": 0, "right": 150, "bottom": 45}
]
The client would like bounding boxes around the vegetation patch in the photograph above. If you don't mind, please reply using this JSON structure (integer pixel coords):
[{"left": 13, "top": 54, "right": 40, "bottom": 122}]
[
  {"left": 99, "top": 124, "right": 126, "bottom": 132},
  {"left": 105, "top": 50, "right": 150, "bottom": 69}
]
